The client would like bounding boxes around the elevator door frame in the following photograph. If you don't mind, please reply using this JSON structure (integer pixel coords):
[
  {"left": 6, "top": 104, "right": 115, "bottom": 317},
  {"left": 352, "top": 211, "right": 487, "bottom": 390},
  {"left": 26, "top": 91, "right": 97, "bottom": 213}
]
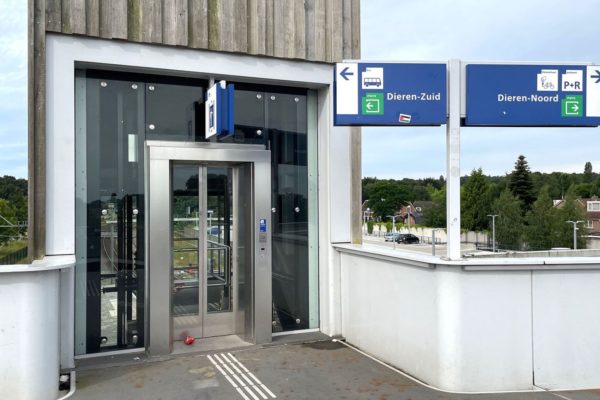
[{"left": 147, "top": 142, "right": 272, "bottom": 355}]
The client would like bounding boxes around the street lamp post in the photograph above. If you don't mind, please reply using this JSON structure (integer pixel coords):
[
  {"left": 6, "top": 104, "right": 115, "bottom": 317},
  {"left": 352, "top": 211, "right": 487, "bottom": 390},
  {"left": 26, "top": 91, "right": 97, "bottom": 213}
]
[
  {"left": 431, "top": 229, "right": 440, "bottom": 256},
  {"left": 566, "top": 220, "right": 584, "bottom": 250},
  {"left": 487, "top": 214, "right": 498, "bottom": 253},
  {"left": 387, "top": 214, "right": 397, "bottom": 250}
]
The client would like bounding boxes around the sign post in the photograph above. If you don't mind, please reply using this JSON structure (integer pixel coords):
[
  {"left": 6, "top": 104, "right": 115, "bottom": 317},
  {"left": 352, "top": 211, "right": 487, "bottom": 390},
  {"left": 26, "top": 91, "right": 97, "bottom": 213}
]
[
  {"left": 334, "top": 59, "right": 599, "bottom": 260},
  {"left": 446, "top": 59, "right": 462, "bottom": 260}
]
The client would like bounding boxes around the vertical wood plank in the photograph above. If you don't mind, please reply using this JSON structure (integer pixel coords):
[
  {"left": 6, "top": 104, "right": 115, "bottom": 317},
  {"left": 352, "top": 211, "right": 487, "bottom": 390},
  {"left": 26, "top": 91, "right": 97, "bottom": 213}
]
[
  {"left": 306, "top": 0, "right": 327, "bottom": 61},
  {"left": 283, "top": 0, "right": 296, "bottom": 58},
  {"left": 329, "top": 0, "right": 343, "bottom": 62},
  {"left": 305, "top": 0, "right": 315, "bottom": 60},
  {"left": 71, "top": 0, "right": 87, "bottom": 35},
  {"left": 188, "top": 0, "right": 208, "bottom": 48},
  {"left": 314, "top": 0, "right": 326, "bottom": 61},
  {"left": 350, "top": 0, "right": 360, "bottom": 59},
  {"left": 31, "top": 0, "right": 47, "bottom": 260},
  {"left": 163, "top": 0, "right": 188, "bottom": 46},
  {"left": 272, "top": 0, "right": 285, "bottom": 58},
  {"left": 111, "top": 0, "right": 128, "bottom": 39},
  {"left": 61, "top": 0, "right": 72, "bottom": 33},
  {"left": 232, "top": 0, "right": 248, "bottom": 53},
  {"left": 99, "top": 0, "right": 111, "bottom": 38},
  {"left": 265, "top": 0, "right": 274, "bottom": 56},
  {"left": 46, "top": 0, "right": 62, "bottom": 31},
  {"left": 140, "top": 0, "right": 162, "bottom": 43},
  {"left": 342, "top": 0, "right": 352, "bottom": 59},
  {"left": 86, "top": 0, "right": 100, "bottom": 36},
  {"left": 247, "top": 0, "right": 266, "bottom": 55},
  {"left": 128, "top": 0, "right": 142, "bottom": 42},
  {"left": 294, "top": 0, "right": 306, "bottom": 59},
  {"left": 207, "top": 0, "right": 220, "bottom": 50}
]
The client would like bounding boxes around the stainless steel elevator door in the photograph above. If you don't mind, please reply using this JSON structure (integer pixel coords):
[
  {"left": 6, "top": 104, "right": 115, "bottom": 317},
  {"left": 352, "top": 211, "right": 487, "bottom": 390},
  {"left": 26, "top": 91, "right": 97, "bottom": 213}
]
[{"left": 172, "top": 164, "right": 242, "bottom": 340}]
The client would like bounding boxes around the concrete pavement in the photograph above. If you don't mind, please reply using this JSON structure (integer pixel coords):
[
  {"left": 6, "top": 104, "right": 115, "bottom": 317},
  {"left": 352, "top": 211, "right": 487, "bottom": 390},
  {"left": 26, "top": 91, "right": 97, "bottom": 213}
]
[{"left": 69, "top": 337, "right": 600, "bottom": 400}]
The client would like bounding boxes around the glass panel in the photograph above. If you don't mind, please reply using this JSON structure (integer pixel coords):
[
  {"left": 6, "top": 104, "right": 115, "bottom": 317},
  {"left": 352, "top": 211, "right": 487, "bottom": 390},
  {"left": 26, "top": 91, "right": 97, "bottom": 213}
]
[
  {"left": 76, "top": 76, "right": 145, "bottom": 353},
  {"left": 269, "top": 92, "right": 311, "bottom": 332},
  {"left": 206, "top": 167, "right": 233, "bottom": 313},
  {"left": 219, "top": 90, "right": 266, "bottom": 144},
  {"left": 146, "top": 83, "right": 205, "bottom": 141},
  {"left": 172, "top": 164, "right": 200, "bottom": 317}
]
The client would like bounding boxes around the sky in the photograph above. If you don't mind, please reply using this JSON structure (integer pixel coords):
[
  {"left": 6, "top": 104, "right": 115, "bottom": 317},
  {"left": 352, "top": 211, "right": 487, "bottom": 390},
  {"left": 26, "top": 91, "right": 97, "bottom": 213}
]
[
  {"left": 0, "top": 0, "right": 27, "bottom": 179},
  {"left": 361, "top": 0, "right": 600, "bottom": 179},
  {"left": 1, "top": 1, "right": 600, "bottom": 179}
]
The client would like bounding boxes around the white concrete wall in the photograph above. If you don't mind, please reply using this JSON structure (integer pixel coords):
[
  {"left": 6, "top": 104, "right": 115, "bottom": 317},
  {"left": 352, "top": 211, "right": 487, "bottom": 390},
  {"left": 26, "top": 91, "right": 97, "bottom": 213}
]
[
  {"left": 0, "top": 257, "right": 75, "bottom": 400},
  {"left": 532, "top": 270, "right": 600, "bottom": 389},
  {"left": 337, "top": 244, "right": 600, "bottom": 392}
]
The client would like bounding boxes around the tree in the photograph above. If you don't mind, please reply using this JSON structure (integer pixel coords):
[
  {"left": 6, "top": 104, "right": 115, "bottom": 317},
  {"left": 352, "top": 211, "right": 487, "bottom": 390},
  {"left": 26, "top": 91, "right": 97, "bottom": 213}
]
[
  {"left": 508, "top": 155, "right": 535, "bottom": 212},
  {"left": 461, "top": 168, "right": 492, "bottom": 231},
  {"left": 423, "top": 185, "right": 446, "bottom": 228},
  {"left": 554, "top": 188, "right": 587, "bottom": 249},
  {"left": 584, "top": 162, "right": 593, "bottom": 183},
  {"left": 364, "top": 180, "right": 410, "bottom": 219},
  {"left": 524, "top": 186, "right": 556, "bottom": 250},
  {"left": 0, "top": 199, "right": 18, "bottom": 245},
  {"left": 492, "top": 189, "right": 524, "bottom": 250}
]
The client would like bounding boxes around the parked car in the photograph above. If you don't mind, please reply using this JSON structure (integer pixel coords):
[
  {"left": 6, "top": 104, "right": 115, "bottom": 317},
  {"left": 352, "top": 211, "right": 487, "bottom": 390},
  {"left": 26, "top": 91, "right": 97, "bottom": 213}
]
[
  {"left": 395, "top": 233, "right": 419, "bottom": 244},
  {"left": 384, "top": 232, "right": 400, "bottom": 242}
]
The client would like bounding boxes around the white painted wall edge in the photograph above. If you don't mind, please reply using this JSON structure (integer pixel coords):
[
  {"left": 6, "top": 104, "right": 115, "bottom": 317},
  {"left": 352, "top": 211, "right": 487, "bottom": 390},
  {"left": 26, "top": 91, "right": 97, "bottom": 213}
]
[
  {"left": 333, "top": 243, "right": 600, "bottom": 270},
  {"left": 0, "top": 255, "right": 75, "bottom": 273}
]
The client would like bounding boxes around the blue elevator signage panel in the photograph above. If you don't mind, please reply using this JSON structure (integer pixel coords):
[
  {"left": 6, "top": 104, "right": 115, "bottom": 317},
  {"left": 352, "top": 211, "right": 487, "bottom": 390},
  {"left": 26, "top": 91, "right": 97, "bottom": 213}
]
[
  {"left": 466, "top": 64, "right": 600, "bottom": 126},
  {"left": 334, "top": 63, "right": 447, "bottom": 126},
  {"left": 205, "top": 80, "right": 235, "bottom": 138}
]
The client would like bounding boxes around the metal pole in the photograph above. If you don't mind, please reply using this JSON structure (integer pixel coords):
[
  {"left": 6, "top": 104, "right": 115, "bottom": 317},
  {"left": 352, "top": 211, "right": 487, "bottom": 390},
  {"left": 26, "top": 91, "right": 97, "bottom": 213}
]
[
  {"left": 488, "top": 214, "right": 498, "bottom": 253},
  {"left": 566, "top": 220, "right": 584, "bottom": 250},
  {"left": 432, "top": 229, "right": 438, "bottom": 256},
  {"left": 446, "top": 59, "right": 461, "bottom": 260}
]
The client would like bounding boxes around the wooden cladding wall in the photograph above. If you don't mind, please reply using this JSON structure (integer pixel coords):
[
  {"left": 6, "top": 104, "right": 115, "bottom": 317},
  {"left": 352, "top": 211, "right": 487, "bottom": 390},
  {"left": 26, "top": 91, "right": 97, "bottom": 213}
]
[{"left": 44, "top": 0, "right": 360, "bottom": 62}]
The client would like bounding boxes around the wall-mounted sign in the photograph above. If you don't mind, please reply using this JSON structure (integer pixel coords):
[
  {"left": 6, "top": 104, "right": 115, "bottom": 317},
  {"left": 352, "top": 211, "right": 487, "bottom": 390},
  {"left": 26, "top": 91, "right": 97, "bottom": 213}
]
[
  {"left": 205, "top": 80, "right": 235, "bottom": 138},
  {"left": 334, "top": 62, "right": 447, "bottom": 126},
  {"left": 466, "top": 64, "right": 600, "bottom": 126}
]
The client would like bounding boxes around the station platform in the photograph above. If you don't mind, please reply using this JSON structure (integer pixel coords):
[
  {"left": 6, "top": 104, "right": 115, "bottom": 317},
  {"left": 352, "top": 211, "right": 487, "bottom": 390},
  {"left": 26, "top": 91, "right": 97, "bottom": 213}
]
[{"left": 68, "top": 334, "right": 600, "bottom": 400}]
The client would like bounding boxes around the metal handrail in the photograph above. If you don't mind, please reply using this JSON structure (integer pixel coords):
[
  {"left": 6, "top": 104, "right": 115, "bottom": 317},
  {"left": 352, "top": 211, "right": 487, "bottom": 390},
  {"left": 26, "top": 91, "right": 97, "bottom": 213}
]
[{"left": 206, "top": 240, "right": 230, "bottom": 286}]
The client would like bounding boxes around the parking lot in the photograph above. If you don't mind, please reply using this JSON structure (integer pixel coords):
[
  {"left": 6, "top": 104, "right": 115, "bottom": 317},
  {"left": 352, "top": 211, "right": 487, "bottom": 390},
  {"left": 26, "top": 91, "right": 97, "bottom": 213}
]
[{"left": 363, "top": 235, "right": 478, "bottom": 256}]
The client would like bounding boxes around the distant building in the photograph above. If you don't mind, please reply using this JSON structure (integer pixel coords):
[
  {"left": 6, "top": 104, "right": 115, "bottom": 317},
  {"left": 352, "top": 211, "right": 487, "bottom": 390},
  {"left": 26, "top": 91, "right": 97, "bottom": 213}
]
[{"left": 554, "top": 196, "right": 600, "bottom": 234}]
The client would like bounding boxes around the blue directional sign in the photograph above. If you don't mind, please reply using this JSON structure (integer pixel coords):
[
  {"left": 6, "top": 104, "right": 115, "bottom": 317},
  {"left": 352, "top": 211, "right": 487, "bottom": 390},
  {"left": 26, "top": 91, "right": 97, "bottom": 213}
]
[
  {"left": 205, "top": 80, "right": 235, "bottom": 138},
  {"left": 466, "top": 64, "right": 600, "bottom": 126},
  {"left": 334, "top": 63, "right": 447, "bottom": 126}
]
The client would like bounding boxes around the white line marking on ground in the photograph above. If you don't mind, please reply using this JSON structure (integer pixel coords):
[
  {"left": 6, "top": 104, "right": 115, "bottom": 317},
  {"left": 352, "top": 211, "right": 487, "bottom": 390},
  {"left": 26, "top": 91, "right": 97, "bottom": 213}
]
[
  {"left": 249, "top": 381, "right": 268, "bottom": 400},
  {"left": 213, "top": 354, "right": 225, "bottom": 364},
  {"left": 222, "top": 363, "right": 235, "bottom": 375},
  {"left": 244, "top": 386, "right": 260, "bottom": 400},
  {"left": 224, "top": 375, "right": 238, "bottom": 388},
  {"left": 229, "top": 362, "right": 243, "bottom": 374},
  {"left": 232, "top": 374, "right": 246, "bottom": 387},
  {"left": 214, "top": 364, "right": 227, "bottom": 377},
  {"left": 208, "top": 353, "right": 277, "bottom": 399},
  {"left": 236, "top": 388, "right": 251, "bottom": 400},
  {"left": 240, "top": 374, "right": 255, "bottom": 387}
]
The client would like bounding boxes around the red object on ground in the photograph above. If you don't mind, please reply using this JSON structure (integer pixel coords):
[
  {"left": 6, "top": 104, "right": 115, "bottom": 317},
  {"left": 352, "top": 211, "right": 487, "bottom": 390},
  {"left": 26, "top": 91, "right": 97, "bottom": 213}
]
[{"left": 184, "top": 335, "right": 195, "bottom": 345}]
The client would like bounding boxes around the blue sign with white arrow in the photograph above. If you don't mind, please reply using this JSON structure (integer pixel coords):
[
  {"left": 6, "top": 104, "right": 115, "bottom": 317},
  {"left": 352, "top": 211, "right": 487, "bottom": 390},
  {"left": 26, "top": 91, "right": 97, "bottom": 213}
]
[
  {"left": 466, "top": 64, "right": 600, "bottom": 126},
  {"left": 334, "top": 62, "right": 447, "bottom": 126}
]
